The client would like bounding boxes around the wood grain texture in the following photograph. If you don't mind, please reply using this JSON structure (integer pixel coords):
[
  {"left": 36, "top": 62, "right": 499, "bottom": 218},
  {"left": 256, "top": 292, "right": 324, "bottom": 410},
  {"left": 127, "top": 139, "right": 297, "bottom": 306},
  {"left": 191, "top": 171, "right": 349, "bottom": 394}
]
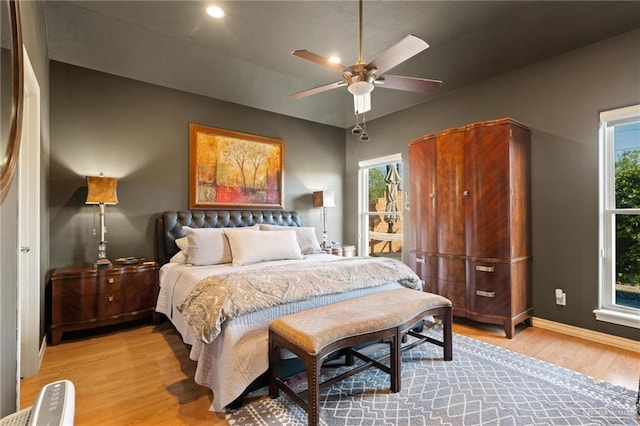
[
  {"left": 408, "top": 135, "right": 437, "bottom": 255},
  {"left": 436, "top": 129, "right": 466, "bottom": 256},
  {"left": 437, "top": 256, "right": 467, "bottom": 314},
  {"left": 20, "top": 321, "right": 640, "bottom": 425},
  {"left": 49, "top": 263, "right": 159, "bottom": 345},
  {"left": 408, "top": 118, "right": 532, "bottom": 337},
  {"left": 464, "top": 123, "right": 512, "bottom": 259}
]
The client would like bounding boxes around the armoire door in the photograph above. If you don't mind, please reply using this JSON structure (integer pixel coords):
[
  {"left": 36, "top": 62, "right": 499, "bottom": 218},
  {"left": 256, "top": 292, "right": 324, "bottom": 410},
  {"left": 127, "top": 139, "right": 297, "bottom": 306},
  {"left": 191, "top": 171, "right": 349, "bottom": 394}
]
[
  {"left": 436, "top": 128, "right": 466, "bottom": 312},
  {"left": 464, "top": 121, "right": 512, "bottom": 260},
  {"left": 409, "top": 135, "right": 438, "bottom": 292},
  {"left": 409, "top": 135, "right": 437, "bottom": 255},
  {"left": 436, "top": 128, "right": 465, "bottom": 256}
]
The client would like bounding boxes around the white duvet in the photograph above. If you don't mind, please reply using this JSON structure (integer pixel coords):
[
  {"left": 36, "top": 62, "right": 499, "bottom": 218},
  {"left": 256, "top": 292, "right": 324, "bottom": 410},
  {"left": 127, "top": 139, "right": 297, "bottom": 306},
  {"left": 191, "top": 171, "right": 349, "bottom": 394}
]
[{"left": 155, "top": 254, "right": 406, "bottom": 411}]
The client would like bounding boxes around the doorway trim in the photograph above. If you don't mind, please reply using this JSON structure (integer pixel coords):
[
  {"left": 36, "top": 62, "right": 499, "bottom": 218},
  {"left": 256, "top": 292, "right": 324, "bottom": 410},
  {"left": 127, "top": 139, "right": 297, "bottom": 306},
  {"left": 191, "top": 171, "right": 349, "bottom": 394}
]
[{"left": 17, "top": 47, "right": 42, "bottom": 390}]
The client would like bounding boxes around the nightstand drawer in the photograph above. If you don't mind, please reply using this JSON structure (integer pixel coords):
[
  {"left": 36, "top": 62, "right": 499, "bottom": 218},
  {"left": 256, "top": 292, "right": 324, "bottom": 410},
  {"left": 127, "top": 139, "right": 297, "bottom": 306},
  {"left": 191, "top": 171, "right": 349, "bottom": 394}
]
[
  {"left": 52, "top": 295, "right": 96, "bottom": 324},
  {"left": 98, "top": 273, "right": 124, "bottom": 293},
  {"left": 52, "top": 277, "right": 97, "bottom": 298},
  {"left": 97, "top": 292, "right": 124, "bottom": 318}
]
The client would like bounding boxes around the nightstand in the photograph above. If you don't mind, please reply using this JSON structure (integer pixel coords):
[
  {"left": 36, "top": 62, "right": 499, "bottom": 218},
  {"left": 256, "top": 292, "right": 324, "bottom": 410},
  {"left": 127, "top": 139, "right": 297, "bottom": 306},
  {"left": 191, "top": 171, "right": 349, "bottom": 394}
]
[{"left": 48, "top": 261, "right": 159, "bottom": 345}]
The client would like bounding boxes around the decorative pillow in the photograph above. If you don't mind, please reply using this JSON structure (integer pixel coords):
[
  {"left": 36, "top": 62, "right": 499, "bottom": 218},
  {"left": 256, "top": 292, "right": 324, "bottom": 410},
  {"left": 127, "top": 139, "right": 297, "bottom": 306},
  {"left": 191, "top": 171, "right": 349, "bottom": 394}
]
[
  {"left": 181, "top": 225, "right": 259, "bottom": 266},
  {"left": 259, "top": 224, "right": 322, "bottom": 254},
  {"left": 224, "top": 229, "right": 303, "bottom": 266},
  {"left": 170, "top": 250, "right": 188, "bottom": 264},
  {"left": 175, "top": 236, "right": 189, "bottom": 251},
  {"left": 183, "top": 226, "right": 232, "bottom": 266}
]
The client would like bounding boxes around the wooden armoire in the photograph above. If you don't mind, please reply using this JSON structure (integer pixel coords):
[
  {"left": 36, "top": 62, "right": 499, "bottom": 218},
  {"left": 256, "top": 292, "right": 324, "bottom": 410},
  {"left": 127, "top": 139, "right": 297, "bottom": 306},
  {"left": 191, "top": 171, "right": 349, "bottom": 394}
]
[{"left": 409, "top": 118, "right": 531, "bottom": 338}]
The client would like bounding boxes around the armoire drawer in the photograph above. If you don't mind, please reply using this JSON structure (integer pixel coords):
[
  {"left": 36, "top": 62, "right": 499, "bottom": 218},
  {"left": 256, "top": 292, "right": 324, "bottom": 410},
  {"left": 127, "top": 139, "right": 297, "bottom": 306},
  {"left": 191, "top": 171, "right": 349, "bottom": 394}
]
[
  {"left": 414, "top": 254, "right": 437, "bottom": 293},
  {"left": 438, "top": 257, "right": 466, "bottom": 312},
  {"left": 466, "top": 261, "right": 511, "bottom": 317}
]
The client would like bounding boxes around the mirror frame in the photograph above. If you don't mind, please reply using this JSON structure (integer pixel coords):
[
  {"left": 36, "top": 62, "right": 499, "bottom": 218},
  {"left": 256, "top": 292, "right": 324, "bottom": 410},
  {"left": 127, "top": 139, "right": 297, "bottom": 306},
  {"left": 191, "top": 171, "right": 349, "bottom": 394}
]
[{"left": 0, "top": 0, "right": 23, "bottom": 205}]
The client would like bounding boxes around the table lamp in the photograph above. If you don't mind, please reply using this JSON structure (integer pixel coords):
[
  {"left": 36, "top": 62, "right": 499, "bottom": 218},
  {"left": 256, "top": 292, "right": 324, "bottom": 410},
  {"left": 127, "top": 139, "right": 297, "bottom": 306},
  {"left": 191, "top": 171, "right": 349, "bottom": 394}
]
[
  {"left": 313, "top": 190, "right": 335, "bottom": 249},
  {"left": 86, "top": 174, "right": 118, "bottom": 269}
]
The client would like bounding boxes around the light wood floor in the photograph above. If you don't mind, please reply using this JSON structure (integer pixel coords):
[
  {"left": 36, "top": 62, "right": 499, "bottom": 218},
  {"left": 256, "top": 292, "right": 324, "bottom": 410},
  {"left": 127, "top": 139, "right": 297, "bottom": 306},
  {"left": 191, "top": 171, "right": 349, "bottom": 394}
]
[{"left": 20, "top": 319, "right": 640, "bottom": 426}]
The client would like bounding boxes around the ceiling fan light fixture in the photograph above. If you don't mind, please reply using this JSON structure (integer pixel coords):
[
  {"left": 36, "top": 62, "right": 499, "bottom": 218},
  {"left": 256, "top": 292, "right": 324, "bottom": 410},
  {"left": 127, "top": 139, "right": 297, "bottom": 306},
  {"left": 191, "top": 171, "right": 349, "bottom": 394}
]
[
  {"left": 353, "top": 93, "right": 371, "bottom": 114},
  {"left": 347, "top": 80, "right": 374, "bottom": 96},
  {"left": 289, "top": 0, "right": 441, "bottom": 113}
]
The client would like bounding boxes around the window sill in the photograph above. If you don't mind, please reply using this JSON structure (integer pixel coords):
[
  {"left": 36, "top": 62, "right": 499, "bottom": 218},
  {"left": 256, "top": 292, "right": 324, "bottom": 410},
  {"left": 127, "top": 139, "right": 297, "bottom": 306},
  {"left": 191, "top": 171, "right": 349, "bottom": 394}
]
[{"left": 593, "top": 309, "right": 640, "bottom": 329}]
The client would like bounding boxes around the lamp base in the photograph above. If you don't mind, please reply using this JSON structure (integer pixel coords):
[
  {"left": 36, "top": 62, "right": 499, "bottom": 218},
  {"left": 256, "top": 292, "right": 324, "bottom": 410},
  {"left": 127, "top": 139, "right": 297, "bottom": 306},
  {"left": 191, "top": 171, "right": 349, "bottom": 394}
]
[{"left": 94, "top": 257, "right": 112, "bottom": 269}]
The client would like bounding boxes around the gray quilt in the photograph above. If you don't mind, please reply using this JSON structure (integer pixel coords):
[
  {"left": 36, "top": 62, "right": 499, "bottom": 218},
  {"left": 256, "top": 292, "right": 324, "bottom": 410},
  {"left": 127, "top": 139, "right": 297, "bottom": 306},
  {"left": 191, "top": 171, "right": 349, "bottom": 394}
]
[{"left": 177, "top": 257, "right": 421, "bottom": 343}]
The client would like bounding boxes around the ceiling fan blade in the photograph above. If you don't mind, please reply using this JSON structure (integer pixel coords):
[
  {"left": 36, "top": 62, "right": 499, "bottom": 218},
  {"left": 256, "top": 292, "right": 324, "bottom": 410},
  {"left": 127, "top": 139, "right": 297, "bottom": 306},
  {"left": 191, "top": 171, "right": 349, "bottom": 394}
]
[
  {"left": 289, "top": 81, "right": 346, "bottom": 99},
  {"left": 374, "top": 74, "right": 442, "bottom": 94},
  {"left": 291, "top": 50, "right": 347, "bottom": 73},
  {"left": 366, "top": 35, "right": 429, "bottom": 75}
]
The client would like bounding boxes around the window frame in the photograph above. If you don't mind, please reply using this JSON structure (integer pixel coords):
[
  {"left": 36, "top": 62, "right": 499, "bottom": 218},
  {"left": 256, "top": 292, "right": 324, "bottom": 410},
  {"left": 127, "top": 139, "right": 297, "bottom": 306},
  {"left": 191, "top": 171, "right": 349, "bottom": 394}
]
[
  {"left": 357, "top": 153, "right": 403, "bottom": 258},
  {"left": 596, "top": 104, "right": 640, "bottom": 329}
]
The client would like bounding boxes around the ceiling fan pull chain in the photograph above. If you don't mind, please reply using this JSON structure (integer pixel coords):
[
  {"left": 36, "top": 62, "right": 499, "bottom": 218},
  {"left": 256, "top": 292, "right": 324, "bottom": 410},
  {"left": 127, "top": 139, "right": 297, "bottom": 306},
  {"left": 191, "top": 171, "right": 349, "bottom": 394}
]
[{"left": 359, "top": 111, "right": 370, "bottom": 142}]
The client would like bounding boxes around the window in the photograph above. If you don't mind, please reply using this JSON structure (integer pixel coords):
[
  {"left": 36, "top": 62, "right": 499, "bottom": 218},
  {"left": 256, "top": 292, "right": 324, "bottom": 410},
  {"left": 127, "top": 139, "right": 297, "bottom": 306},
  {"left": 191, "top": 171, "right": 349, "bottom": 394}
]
[
  {"left": 596, "top": 104, "right": 640, "bottom": 328},
  {"left": 358, "top": 154, "right": 403, "bottom": 259}
]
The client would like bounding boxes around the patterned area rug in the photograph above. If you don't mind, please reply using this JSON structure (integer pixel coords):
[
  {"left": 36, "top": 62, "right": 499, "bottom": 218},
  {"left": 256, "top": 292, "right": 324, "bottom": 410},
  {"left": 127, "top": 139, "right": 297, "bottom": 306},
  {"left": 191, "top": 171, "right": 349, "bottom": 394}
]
[{"left": 226, "top": 331, "right": 639, "bottom": 425}]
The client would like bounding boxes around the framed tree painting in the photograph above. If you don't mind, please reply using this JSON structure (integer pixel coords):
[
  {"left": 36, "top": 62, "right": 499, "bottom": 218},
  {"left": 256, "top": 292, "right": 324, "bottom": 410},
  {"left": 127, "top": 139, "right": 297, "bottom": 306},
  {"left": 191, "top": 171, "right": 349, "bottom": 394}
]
[{"left": 189, "top": 124, "right": 284, "bottom": 209}]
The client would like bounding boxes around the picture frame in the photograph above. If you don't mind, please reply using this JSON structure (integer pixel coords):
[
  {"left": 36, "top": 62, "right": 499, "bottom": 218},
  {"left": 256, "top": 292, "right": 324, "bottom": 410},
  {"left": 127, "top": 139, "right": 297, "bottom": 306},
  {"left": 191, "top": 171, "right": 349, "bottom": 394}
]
[{"left": 189, "top": 124, "right": 284, "bottom": 209}]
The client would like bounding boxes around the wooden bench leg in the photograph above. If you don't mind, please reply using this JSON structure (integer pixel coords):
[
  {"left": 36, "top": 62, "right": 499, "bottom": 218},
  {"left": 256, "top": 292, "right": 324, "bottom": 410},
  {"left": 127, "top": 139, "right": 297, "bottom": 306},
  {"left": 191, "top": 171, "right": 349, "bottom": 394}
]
[
  {"left": 268, "top": 330, "right": 280, "bottom": 399},
  {"left": 307, "top": 357, "right": 321, "bottom": 426},
  {"left": 391, "top": 332, "right": 400, "bottom": 392},
  {"left": 443, "top": 306, "right": 453, "bottom": 361}
]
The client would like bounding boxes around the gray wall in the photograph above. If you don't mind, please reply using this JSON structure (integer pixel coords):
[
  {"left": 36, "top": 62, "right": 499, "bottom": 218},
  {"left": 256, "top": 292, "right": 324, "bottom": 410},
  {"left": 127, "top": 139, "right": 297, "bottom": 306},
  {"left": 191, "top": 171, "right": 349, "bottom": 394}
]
[
  {"left": 345, "top": 29, "right": 640, "bottom": 341},
  {"left": 49, "top": 62, "right": 346, "bottom": 268},
  {"left": 2, "top": 16, "right": 637, "bottom": 419},
  {"left": 0, "top": 1, "right": 50, "bottom": 417}
]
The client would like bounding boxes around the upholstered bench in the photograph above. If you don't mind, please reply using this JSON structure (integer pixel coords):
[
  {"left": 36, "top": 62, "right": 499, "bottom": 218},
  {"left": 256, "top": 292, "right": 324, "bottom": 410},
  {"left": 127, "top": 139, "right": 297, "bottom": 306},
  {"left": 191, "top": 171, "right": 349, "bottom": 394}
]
[{"left": 268, "top": 287, "right": 453, "bottom": 426}]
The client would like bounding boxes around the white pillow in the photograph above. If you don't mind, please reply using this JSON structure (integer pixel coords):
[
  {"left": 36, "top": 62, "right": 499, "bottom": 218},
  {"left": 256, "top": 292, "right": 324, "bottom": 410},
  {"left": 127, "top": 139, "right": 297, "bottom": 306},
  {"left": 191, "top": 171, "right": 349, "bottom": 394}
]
[
  {"left": 224, "top": 229, "right": 303, "bottom": 266},
  {"left": 175, "top": 236, "right": 189, "bottom": 251},
  {"left": 170, "top": 251, "right": 188, "bottom": 264},
  {"left": 183, "top": 226, "right": 232, "bottom": 266},
  {"left": 259, "top": 224, "right": 322, "bottom": 255},
  {"left": 181, "top": 225, "right": 259, "bottom": 266}
]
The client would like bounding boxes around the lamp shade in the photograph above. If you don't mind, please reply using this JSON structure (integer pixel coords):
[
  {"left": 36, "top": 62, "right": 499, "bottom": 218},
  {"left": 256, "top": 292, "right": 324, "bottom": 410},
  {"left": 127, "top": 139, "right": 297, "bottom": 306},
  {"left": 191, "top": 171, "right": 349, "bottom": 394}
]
[
  {"left": 86, "top": 175, "right": 118, "bottom": 205},
  {"left": 313, "top": 190, "right": 335, "bottom": 208}
]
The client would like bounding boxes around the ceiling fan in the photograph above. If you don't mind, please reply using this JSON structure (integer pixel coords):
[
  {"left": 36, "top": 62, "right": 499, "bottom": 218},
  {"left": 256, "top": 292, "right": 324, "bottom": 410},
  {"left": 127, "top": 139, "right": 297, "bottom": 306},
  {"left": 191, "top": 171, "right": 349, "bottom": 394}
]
[{"left": 289, "top": 0, "right": 442, "bottom": 110}]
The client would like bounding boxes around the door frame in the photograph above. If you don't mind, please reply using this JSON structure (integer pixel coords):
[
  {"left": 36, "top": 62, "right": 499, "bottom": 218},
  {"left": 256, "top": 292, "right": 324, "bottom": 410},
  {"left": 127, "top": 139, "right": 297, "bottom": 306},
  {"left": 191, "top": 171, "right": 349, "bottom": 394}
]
[{"left": 17, "top": 47, "right": 42, "bottom": 388}]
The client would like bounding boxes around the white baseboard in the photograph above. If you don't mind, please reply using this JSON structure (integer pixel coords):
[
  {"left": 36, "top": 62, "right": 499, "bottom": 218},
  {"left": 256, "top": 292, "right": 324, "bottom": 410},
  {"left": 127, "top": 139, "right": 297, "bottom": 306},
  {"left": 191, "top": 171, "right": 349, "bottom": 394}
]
[{"left": 532, "top": 317, "right": 640, "bottom": 354}]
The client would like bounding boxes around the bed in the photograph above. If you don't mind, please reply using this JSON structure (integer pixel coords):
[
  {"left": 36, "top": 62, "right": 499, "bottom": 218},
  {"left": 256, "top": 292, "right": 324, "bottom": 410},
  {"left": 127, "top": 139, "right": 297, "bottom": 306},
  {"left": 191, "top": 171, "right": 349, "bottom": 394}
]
[{"left": 154, "top": 210, "right": 423, "bottom": 412}]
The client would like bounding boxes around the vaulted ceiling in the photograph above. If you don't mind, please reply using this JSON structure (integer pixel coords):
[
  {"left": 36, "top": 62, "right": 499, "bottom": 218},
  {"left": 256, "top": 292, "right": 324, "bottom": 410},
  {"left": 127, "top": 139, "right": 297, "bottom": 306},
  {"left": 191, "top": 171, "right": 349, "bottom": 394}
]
[{"left": 44, "top": 1, "right": 640, "bottom": 128}]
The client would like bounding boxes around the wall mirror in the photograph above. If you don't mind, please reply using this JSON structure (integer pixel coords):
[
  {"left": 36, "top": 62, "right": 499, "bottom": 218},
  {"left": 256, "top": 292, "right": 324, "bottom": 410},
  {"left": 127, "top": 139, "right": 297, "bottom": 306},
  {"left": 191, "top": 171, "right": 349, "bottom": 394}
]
[{"left": 0, "top": 0, "right": 23, "bottom": 204}]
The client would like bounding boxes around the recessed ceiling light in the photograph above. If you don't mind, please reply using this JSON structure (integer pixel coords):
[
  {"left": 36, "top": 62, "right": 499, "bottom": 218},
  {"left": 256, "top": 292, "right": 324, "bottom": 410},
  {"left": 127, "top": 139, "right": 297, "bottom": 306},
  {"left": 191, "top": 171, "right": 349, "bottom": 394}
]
[
  {"left": 206, "top": 5, "right": 225, "bottom": 19},
  {"left": 329, "top": 56, "right": 341, "bottom": 64}
]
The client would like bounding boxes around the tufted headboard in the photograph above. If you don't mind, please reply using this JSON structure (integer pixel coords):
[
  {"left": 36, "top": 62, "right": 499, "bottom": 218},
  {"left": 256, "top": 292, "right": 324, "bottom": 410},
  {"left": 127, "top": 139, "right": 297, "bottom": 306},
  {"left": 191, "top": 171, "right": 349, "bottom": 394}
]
[{"left": 155, "top": 210, "right": 303, "bottom": 264}]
